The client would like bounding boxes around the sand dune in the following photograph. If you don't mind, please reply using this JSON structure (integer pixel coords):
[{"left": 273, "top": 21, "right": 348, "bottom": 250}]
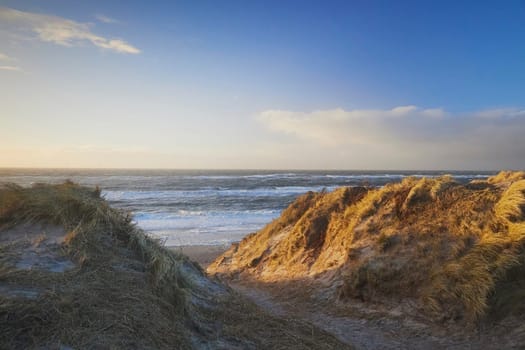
[
  {"left": 0, "top": 182, "right": 348, "bottom": 349},
  {"left": 209, "top": 171, "right": 525, "bottom": 348}
]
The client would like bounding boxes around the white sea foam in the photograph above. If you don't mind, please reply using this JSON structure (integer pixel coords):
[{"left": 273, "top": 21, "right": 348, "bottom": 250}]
[
  {"left": 102, "top": 185, "right": 340, "bottom": 202},
  {"left": 134, "top": 209, "right": 279, "bottom": 246}
]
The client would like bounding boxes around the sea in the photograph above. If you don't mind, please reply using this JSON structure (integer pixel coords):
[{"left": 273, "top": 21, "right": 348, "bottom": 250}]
[{"left": 0, "top": 169, "right": 496, "bottom": 246}]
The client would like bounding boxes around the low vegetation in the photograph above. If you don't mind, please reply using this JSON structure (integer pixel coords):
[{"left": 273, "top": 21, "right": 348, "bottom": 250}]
[
  {"left": 0, "top": 182, "right": 349, "bottom": 349},
  {"left": 208, "top": 171, "right": 525, "bottom": 325}
]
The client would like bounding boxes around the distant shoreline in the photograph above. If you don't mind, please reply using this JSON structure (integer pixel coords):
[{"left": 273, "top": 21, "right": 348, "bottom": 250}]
[{"left": 1, "top": 170, "right": 499, "bottom": 247}]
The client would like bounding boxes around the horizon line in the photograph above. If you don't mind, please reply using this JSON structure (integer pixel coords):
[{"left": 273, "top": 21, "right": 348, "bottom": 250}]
[{"left": 0, "top": 166, "right": 505, "bottom": 173}]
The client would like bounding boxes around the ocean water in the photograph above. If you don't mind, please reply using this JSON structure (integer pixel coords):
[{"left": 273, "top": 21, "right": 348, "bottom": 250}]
[{"left": 0, "top": 169, "right": 495, "bottom": 246}]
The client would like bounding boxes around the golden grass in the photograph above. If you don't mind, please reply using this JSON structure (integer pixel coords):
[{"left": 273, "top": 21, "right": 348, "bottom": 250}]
[
  {"left": 495, "top": 180, "right": 525, "bottom": 222},
  {"left": 209, "top": 171, "right": 525, "bottom": 325},
  {"left": 487, "top": 171, "right": 525, "bottom": 184},
  {"left": 424, "top": 179, "right": 525, "bottom": 321}
]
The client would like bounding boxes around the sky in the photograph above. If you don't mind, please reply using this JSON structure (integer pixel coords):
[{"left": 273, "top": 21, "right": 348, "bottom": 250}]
[{"left": 0, "top": 0, "right": 524, "bottom": 170}]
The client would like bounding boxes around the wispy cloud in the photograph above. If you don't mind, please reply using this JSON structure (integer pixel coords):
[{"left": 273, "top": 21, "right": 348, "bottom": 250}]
[
  {"left": 64, "top": 144, "right": 151, "bottom": 153},
  {"left": 258, "top": 106, "right": 525, "bottom": 169},
  {"left": 0, "top": 7, "right": 140, "bottom": 54},
  {"left": 95, "top": 14, "right": 119, "bottom": 24},
  {"left": 0, "top": 65, "right": 22, "bottom": 72},
  {"left": 0, "top": 52, "right": 14, "bottom": 60}
]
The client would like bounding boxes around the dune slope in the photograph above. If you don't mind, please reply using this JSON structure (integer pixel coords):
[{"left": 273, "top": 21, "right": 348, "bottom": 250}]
[
  {"left": 0, "top": 182, "right": 349, "bottom": 349},
  {"left": 208, "top": 171, "right": 525, "bottom": 325}
]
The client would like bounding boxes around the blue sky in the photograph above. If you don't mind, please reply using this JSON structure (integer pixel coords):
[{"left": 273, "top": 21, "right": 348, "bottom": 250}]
[{"left": 0, "top": 1, "right": 524, "bottom": 169}]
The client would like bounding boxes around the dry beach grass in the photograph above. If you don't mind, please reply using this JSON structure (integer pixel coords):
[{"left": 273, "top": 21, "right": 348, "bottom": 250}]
[
  {"left": 0, "top": 182, "right": 350, "bottom": 349},
  {"left": 209, "top": 171, "right": 525, "bottom": 329},
  {"left": 4, "top": 172, "right": 525, "bottom": 348}
]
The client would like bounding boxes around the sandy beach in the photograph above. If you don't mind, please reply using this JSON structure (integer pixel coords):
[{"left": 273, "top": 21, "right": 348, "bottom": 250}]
[{"left": 171, "top": 245, "right": 229, "bottom": 268}]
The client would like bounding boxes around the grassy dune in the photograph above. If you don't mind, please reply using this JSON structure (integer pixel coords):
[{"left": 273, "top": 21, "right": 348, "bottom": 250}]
[
  {"left": 0, "top": 182, "right": 349, "bottom": 349},
  {"left": 208, "top": 171, "right": 525, "bottom": 324}
]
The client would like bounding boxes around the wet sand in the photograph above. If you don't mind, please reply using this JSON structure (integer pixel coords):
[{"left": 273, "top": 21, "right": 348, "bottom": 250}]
[{"left": 170, "top": 244, "right": 230, "bottom": 268}]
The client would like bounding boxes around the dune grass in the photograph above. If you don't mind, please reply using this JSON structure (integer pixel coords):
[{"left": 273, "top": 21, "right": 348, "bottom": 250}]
[
  {"left": 0, "top": 182, "right": 194, "bottom": 349},
  {"left": 209, "top": 172, "right": 525, "bottom": 324},
  {"left": 0, "top": 182, "right": 351, "bottom": 349},
  {"left": 425, "top": 178, "right": 525, "bottom": 321}
]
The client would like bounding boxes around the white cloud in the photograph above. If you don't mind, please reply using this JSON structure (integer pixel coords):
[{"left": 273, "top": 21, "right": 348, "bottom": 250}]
[
  {"left": 0, "top": 65, "right": 22, "bottom": 72},
  {"left": 95, "top": 14, "right": 119, "bottom": 24},
  {"left": 258, "top": 106, "right": 444, "bottom": 146},
  {"left": 258, "top": 106, "right": 525, "bottom": 169},
  {"left": 0, "top": 7, "right": 140, "bottom": 54}
]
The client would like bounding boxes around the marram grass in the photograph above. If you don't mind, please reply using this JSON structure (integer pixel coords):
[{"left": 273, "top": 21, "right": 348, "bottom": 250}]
[
  {"left": 209, "top": 171, "right": 525, "bottom": 324},
  {"left": 0, "top": 182, "right": 349, "bottom": 349},
  {"left": 0, "top": 182, "right": 194, "bottom": 349}
]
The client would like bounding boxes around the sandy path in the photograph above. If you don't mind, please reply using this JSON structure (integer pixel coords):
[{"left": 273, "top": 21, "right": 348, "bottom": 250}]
[{"left": 229, "top": 282, "right": 491, "bottom": 350}]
